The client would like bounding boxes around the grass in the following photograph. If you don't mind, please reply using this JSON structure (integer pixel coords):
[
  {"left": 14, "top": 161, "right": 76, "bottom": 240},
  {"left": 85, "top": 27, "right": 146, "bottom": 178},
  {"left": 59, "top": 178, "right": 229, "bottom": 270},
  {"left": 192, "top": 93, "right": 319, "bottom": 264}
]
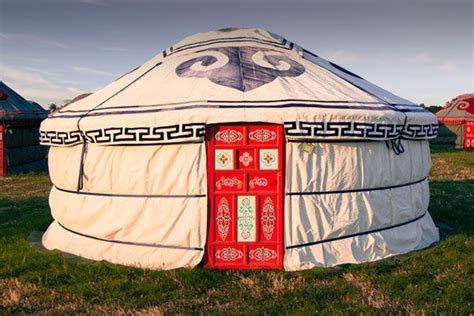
[{"left": 0, "top": 147, "right": 473, "bottom": 314}]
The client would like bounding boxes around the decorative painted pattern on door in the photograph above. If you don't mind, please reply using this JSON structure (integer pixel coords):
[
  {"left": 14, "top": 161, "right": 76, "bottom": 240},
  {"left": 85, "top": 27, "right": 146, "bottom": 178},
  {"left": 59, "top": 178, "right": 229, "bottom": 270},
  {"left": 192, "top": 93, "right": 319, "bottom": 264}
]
[{"left": 205, "top": 123, "right": 284, "bottom": 269}]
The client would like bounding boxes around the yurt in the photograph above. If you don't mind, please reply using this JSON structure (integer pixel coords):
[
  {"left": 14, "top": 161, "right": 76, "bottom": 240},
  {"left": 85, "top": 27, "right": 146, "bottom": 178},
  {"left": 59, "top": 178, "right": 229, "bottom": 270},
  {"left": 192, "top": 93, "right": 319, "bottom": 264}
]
[
  {"left": 0, "top": 81, "right": 48, "bottom": 175},
  {"left": 40, "top": 28, "right": 440, "bottom": 271},
  {"left": 436, "top": 94, "right": 474, "bottom": 149}
]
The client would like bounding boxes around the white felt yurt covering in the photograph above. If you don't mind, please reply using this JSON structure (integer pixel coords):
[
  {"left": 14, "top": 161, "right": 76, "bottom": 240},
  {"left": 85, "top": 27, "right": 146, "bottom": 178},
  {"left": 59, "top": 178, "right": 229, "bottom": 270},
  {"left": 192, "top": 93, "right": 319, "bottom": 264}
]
[{"left": 40, "top": 28, "right": 439, "bottom": 270}]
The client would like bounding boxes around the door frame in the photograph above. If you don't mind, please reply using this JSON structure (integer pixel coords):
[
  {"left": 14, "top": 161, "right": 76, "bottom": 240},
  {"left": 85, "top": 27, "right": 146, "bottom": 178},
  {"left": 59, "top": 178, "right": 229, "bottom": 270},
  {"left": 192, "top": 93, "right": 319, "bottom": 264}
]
[{"left": 203, "top": 122, "right": 286, "bottom": 269}]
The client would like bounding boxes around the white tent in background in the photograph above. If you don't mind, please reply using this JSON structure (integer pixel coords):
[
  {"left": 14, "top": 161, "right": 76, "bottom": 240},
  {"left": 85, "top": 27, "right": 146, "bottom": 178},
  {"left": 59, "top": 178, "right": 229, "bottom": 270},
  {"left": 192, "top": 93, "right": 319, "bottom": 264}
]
[{"left": 40, "top": 28, "right": 439, "bottom": 271}]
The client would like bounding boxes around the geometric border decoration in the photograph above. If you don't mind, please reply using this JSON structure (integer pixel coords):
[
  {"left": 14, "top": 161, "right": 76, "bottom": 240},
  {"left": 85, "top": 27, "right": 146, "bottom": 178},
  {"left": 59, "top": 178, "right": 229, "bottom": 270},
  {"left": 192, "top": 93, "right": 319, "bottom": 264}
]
[{"left": 39, "top": 121, "right": 439, "bottom": 146}]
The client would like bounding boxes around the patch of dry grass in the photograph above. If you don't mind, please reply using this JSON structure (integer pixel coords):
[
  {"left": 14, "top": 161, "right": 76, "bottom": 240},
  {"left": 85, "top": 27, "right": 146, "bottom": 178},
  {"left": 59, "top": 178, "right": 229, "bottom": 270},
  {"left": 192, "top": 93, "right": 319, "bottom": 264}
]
[
  {"left": 0, "top": 174, "right": 51, "bottom": 199},
  {"left": 430, "top": 149, "right": 474, "bottom": 181},
  {"left": 0, "top": 278, "right": 167, "bottom": 314},
  {"left": 342, "top": 272, "right": 395, "bottom": 312},
  {"left": 0, "top": 278, "right": 85, "bottom": 314}
]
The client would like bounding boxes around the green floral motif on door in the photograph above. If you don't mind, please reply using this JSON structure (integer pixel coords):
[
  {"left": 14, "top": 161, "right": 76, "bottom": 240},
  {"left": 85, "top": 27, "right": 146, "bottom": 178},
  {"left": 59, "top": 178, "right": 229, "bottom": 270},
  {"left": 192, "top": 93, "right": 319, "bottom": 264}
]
[{"left": 237, "top": 195, "right": 256, "bottom": 242}]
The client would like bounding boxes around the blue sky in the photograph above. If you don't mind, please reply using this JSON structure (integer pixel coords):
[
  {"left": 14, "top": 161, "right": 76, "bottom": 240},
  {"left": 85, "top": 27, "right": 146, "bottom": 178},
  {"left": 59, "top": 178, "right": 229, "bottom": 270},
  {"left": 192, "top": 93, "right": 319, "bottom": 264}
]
[{"left": 0, "top": 0, "right": 472, "bottom": 107}]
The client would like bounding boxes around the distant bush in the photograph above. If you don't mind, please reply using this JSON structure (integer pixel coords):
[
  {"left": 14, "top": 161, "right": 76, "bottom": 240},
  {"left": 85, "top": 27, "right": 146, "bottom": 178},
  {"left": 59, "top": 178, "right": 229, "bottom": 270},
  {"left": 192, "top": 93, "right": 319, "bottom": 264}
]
[{"left": 419, "top": 103, "right": 442, "bottom": 114}]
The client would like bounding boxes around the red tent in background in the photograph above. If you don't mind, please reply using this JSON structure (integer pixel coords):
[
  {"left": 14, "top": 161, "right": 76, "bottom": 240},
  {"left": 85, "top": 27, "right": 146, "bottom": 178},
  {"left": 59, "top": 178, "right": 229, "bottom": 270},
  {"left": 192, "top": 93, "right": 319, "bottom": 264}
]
[
  {"left": 436, "top": 94, "right": 474, "bottom": 149},
  {"left": 0, "top": 81, "right": 48, "bottom": 175}
]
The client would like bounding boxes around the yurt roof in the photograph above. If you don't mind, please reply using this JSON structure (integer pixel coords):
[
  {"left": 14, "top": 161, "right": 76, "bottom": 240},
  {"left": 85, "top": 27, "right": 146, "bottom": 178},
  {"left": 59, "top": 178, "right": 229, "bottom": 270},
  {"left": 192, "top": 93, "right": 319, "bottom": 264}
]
[
  {"left": 40, "top": 28, "right": 438, "bottom": 146},
  {"left": 436, "top": 94, "right": 474, "bottom": 125},
  {"left": 70, "top": 93, "right": 93, "bottom": 104},
  {"left": 0, "top": 81, "right": 47, "bottom": 121},
  {"left": 57, "top": 93, "right": 93, "bottom": 111}
]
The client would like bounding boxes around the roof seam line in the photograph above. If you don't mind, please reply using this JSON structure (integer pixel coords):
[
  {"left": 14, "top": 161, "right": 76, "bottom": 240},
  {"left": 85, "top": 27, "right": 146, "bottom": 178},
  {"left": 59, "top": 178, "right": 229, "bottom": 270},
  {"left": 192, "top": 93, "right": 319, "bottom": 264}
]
[
  {"left": 299, "top": 47, "right": 402, "bottom": 111},
  {"left": 75, "top": 61, "right": 163, "bottom": 135}
]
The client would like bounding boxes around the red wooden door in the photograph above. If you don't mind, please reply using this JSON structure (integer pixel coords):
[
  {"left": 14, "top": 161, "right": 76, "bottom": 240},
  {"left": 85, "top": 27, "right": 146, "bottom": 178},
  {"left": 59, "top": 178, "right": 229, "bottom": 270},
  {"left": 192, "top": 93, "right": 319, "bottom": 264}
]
[{"left": 205, "top": 123, "right": 284, "bottom": 269}]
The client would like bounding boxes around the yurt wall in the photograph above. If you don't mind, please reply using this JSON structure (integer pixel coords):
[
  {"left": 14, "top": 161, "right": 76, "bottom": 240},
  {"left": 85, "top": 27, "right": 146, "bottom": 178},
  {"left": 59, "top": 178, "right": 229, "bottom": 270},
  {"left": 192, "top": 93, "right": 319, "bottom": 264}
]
[
  {"left": 434, "top": 124, "right": 461, "bottom": 147},
  {"left": 1, "top": 120, "right": 48, "bottom": 175},
  {"left": 0, "top": 123, "right": 5, "bottom": 175}
]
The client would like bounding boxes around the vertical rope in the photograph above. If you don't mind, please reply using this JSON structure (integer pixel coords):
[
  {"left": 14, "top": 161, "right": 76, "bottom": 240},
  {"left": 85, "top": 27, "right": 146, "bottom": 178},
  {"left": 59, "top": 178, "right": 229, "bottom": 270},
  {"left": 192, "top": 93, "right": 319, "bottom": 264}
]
[
  {"left": 76, "top": 142, "right": 88, "bottom": 192},
  {"left": 386, "top": 114, "right": 407, "bottom": 155},
  {"left": 73, "top": 62, "right": 162, "bottom": 191}
]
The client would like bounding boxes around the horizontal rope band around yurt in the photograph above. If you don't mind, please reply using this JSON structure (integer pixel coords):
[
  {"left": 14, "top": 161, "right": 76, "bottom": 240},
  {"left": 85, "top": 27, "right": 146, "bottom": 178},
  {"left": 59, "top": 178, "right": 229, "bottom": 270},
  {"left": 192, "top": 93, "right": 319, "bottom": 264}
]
[
  {"left": 286, "top": 177, "right": 427, "bottom": 196},
  {"left": 57, "top": 222, "right": 204, "bottom": 251},
  {"left": 51, "top": 101, "right": 425, "bottom": 118},
  {"left": 55, "top": 185, "right": 206, "bottom": 198},
  {"left": 285, "top": 211, "right": 427, "bottom": 250},
  {"left": 56, "top": 99, "right": 404, "bottom": 114},
  {"left": 54, "top": 177, "right": 426, "bottom": 200}
]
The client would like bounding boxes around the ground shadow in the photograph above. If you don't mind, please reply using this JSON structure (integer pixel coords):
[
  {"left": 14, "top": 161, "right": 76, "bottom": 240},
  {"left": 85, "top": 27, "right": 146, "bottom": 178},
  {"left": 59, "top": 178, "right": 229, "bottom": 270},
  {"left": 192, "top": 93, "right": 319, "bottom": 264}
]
[{"left": 429, "top": 179, "right": 474, "bottom": 237}]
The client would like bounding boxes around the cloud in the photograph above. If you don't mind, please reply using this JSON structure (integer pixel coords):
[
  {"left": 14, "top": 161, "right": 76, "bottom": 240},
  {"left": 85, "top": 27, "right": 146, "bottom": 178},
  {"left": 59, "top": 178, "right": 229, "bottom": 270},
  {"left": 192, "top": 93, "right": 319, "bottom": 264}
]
[
  {"left": 2, "top": 55, "right": 52, "bottom": 64},
  {"left": 323, "top": 49, "right": 359, "bottom": 64},
  {"left": 412, "top": 93, "right": 450, "bottom": 106},
  {"left": 0, "top": 32, "right": 67, "bottom": 49},
  {"left": 412, "top": 52, "right": 434, "bottom": 63},
  {"left": 438, "top": 60, "right": 458, "bottom": 72},
  {"left": 357, "top": 51, "right": 460, "bottom": 75},
  {"left": 21, "top": 67, "right": 64, "bottom": 78},
  {"left": 61, "top": 79, "right": 82, "bottom": 85},
  {"left": 1, "top": 65, "right": 84, "bottom": 106},
  {"left": 80, "top": 0, "right": 109, "bottom": 6},
  {"left": 406, "top": 53, "right": 460, "bottom": 74},
  {"left": 72, "top": 66, "right": 116, "bottom": 76},
  {"left": 2, "top": 66, "right": 52, "bottom": 87},
  {"left": 65, "top": 86, "right": 85, "bottom": 95},
  {"left": 369, "top": 52, "right": 435, "bottom": 65},
  {"left": 99, "top": 46, "right": 130, "bottom": 52}
]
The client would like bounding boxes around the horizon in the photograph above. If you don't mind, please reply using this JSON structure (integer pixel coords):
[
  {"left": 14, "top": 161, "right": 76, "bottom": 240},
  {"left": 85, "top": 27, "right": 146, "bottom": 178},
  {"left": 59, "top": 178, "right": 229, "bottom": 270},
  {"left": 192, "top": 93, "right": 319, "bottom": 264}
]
[{"left": 1, "top": 0, "right": 473, "bottom": 107}]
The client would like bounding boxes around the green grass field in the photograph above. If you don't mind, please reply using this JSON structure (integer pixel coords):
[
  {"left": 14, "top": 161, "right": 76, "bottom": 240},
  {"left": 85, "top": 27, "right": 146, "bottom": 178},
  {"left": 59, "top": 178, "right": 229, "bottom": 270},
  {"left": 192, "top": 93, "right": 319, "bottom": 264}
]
[{"left": 1, "top": 147, "right": 473, "bottom": 314}]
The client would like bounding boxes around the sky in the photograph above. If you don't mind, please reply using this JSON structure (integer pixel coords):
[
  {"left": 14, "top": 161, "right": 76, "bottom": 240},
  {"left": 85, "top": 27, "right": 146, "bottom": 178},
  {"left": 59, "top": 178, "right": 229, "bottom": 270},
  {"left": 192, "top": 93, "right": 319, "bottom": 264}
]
[{"left": 0, "top": 0, "right": 472, "bottom": 108}]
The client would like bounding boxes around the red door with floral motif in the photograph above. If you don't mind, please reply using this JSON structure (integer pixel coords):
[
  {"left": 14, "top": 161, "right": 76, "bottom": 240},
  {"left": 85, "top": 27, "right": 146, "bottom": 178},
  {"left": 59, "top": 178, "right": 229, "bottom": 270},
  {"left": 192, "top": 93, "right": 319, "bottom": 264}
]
[{"left": 205, "top": 123, "right": 284, "bottom": 269}]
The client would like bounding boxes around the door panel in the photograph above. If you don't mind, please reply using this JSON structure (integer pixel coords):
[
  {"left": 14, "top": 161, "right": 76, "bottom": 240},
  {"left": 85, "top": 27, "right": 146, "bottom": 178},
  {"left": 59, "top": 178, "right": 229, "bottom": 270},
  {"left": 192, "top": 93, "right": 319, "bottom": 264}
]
[
  {"left": 259, "top": 195, "right": 278, "bottom": 242},
  {"left": 236, "top": 195, "right": 257, "bottom": 242},
  {"left": 215, "top": 126, "right": 245, "bottom": 146},
  {"left": 205, "top": 123, "right": 284, "bottom": 269},
  {"left": 214, "top": 149, "right": 235, "bottom": 170},
  {"left": 214, "top": 195, "right": 234, "bottom": 242},
  {"left": 237, "top": 149, "right": 256, "bottom": 169},
  {"left": 214, "top": 173, "right": 245, "bottom": 192},
  {"left": 214, "top": 245, "right": 245, "bottom": 264},
  {"left": 259, "top": 148, "right": 279, "bottom": 170},
  {"left": 248, "top": 245, "right": 279, "bottom": 265},
  {"left": 248, "top": 173, "right": 278, "bottom": 192},
  {"left": 248, "top": 126, "right": 278, "bottom": 146}
]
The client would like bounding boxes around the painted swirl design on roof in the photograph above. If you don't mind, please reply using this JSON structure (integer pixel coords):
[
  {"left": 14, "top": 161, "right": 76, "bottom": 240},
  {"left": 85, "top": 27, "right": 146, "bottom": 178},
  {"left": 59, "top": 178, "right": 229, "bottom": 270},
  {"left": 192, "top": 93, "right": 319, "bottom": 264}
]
[
  {"left": 455, "top": 98, "right": 474, "bottom": 115},
  {"left": 175, "top": 47, "right": 305, "bottom": 92}
]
